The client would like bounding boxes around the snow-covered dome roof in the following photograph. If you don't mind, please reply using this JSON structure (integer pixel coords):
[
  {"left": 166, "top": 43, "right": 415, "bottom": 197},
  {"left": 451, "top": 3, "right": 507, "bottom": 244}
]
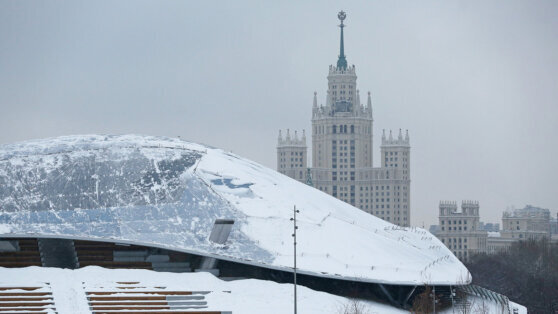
[{"left": 0, "top": 134, "right": 470, "bottom": 285}]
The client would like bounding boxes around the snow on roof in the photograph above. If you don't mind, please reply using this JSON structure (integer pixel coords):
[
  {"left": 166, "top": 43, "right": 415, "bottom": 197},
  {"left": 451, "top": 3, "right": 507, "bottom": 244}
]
[
  {"left": 487, "top": 232, "right": 501, "bottom": 238},
  {"left": 0, "top": 134, "right": 470, "bottom": 285}
]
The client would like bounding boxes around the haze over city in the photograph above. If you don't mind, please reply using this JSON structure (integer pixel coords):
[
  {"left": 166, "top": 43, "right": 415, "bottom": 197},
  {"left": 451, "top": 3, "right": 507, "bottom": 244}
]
[{"left": 1, "top": 0, "right": 557, "bottom": 227}]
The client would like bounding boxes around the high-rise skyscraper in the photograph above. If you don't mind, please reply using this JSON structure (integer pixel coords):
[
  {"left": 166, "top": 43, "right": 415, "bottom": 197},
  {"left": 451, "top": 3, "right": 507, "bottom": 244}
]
[{"left": 277, "top": 11, "right": 411, "bottom": 226}]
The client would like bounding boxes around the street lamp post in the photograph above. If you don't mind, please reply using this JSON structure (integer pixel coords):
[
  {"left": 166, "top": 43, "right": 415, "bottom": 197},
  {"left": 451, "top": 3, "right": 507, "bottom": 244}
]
[
  {"left": 431, "top": 285, "right": 437, "bottom": 314},
  {"left": 450, "top": 286, "right": 456, "bottom": 313},
  {"left": 290, "top": 205, "right": 300, "bottom": 314}
]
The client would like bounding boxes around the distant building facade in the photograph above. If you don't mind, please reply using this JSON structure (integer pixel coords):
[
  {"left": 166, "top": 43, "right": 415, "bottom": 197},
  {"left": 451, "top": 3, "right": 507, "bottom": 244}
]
[
  {"left": 435, "top": 202, "right": 553, "bottom": 260},
  {"left": 436, "top": 201, "right": 487, "bottom": 261},
  {"left": 277, "top": 130, "right": 307, "bottom": 183},
  {"left": 277, "top": 11, "right": 411, "bottom": 227},
  {"left": 478, "top": 222, "right": 500, "bottom": 232},
  {"left": 500, "top": 205, "right": 551, "bottom": 240}
]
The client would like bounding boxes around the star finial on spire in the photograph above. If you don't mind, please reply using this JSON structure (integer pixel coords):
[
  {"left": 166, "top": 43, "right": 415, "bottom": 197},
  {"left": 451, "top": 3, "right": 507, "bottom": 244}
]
[
  {"left": 337, "top": 10, "right": 348, "bottom": 70},
  {"left": 338, "top": 11, "right": 346, "bottom": 23}
]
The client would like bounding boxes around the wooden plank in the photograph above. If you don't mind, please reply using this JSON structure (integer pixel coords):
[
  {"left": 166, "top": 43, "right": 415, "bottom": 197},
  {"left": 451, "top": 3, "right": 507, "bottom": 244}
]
[
  {"left": 78, "top": 265, "right": 152, "bottom": 270},
  {"left": 0, "top": 258, "right": 42, "bottom": 263},
  {"left": 0, "top": 298, "right": 52, "bottom": 302},
  {"left": 0, "top": 293, "right": 51, "bottom": 297},
  {"left": 89, "top": 301, "right": 168, "bottom": 306},
  {"left": 75, "top": 250, "right": 114, "bottom": 255},
  {"left": 0, "top": 288, "right": 41, "bottom": 291},
  {"left": 88, "top": 296, "right": 167, "bottom": 301},
  {"left": 0, "top": 302, "right": 53, "bottom": 307},
  {"left": 77, "top": 255, "right": 113, "bottom": 260},
  {"left": 15, "top": 239, "right": 38, "bottom": 243},
  {"left": 0, "top": 308, "right": 52, "bottom": 312},
  {"left": 0, "top": 312, "right": 48, "bottom": 314},
  {"left": 79, "top": 262, "right": 151, "bottom": 267},
  {"left": 87, "top": 291, "right": 192, "bottom": 295},
  {"left": 91, "top": 306, "right": 171, "bottom": 310},
  {"left": 0, "top": 252, "right": 40, "bottom": 257}
]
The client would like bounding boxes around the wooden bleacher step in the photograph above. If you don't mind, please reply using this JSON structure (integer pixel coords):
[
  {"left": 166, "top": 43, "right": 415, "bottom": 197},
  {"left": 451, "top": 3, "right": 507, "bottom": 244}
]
[
  {"left": 0, "top": 284, "right": 57, "bottom": 314},
  {"left": 84, "top": 281, "right": 231, "bottom": 314}
]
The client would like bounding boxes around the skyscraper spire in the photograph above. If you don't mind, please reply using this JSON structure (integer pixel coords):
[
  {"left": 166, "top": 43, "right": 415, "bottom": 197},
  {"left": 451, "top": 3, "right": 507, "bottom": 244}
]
[{"left": 337, "top": 11, "right": 348, "bottom": 70}]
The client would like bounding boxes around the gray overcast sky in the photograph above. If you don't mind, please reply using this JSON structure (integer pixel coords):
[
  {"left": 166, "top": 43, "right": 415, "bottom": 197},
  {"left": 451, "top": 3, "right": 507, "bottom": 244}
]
[{"left": 1, "top": 1, "right": 557, "bottom": 227}]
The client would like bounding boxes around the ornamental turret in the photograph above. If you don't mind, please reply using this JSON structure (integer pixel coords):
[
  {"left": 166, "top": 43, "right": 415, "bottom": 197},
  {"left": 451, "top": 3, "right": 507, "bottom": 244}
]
[
  {"left": 367, "top": 91, "right": 373, "bottom": 118},
  {"left": 277, "top": 129, "right": 307, "bottom": 183}
]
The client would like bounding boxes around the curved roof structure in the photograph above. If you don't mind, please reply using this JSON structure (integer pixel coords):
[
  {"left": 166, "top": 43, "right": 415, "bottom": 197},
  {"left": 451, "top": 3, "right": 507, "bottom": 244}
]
[{"left": 0, "top": 134, "right": 470, "bottom": 285}]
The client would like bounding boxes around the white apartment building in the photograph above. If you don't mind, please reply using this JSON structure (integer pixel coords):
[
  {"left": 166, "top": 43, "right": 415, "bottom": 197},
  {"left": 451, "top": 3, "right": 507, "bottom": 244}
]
[
  {"left": 500, "top": 205, "right": 551, "bottom": 240},
  {"left": 436, "top": 202, "right": 553, "bottom": 259},
  {"left": 437, "top": 201, "right": 487, "bottom": 261}
]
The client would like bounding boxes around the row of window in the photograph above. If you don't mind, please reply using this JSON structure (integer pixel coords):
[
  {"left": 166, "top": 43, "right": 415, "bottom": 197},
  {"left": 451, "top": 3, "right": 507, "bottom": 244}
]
[
  {"left": 359, "top": 204, "right": 408, "bottom": 211},
  {"left": 385, "top": 151, "right": 409, "bottom": 156},
  {"left": 330, "top": 84, "right": 353, "bottom": 89},
  {"left": 279, "top": 152, "right": 304, "bottom": 156},
  {"left": 441, "top": 226, "right": 468, "bottom": 232},
  {"left": 332, "top": 158, "right": 356, "bottom": 163},
  {"left": 447, "top": 244, "right": 468, "bottom": 250},
  {"left": 334, "top": 151, "right": 356, "bottom": 157},
  {"left": 278, "top": 164, "right": 304, "bottom": 169},
  {"left": 278, "top": 158, "right": 303, "bottom": 163},
  {"left": 357, "top": 191, "right": 400, "bottom": 197},
  {"left": 331, "top": 90, "right": 352, "bottom": 95},
  {"left": 328, "top": 184, "right": 407, "bottom": 191},
  {"left": 317, "top": 185, "right": 408, "bottom": 194},
  {"left": 441, "top": 220, "right": 469, "bottom": 225},
  {"left": 333, "top": 125, "right": 354, "bottom": 134},
  {"left": 442, "top": 237, "right": 468, "bottom": 244},
  {"left": 373, "top": 210, "right": 406, "bottom": 215},
  {"left": 313, "top": 125, "right": 372, "bottom": 135}
]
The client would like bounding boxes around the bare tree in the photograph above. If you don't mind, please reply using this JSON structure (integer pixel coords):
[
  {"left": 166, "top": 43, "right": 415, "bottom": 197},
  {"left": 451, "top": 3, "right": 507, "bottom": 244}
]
[
  {"left": 465, "top": 238, "right": 558, "bottom": 313},
  {"left": 410, "top": 285, "right": 439, "bottom": 313},
  {"left": 456, "top": 299, "right": 473, "bottom": 314},
  {"left": 473, "top": 300, "right": 489, "bottom": 314},
  {"left": 337, "top": 298, "right": 370, "bottom": 314}
]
